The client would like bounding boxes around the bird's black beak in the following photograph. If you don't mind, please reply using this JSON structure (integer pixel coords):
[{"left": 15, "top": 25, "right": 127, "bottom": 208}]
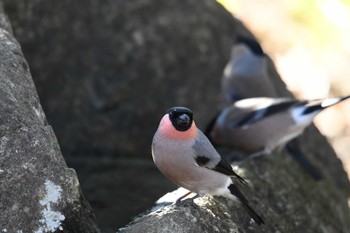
[
  {"left": 176, "top": 114, "right": 190, "bottom": 127},
  {"left": 167, "top": 107, "right": 193, "bottom": 131}
]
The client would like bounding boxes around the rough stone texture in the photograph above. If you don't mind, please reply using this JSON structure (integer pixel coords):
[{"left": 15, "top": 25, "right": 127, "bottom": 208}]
[
  {"left": 120, "top": 127, "right": 350, "bottom": 232},
  {"left": 3, "top": 0, "right": 349, "bottom": 232},
  {"left": 0, "top": 3, "right": 100, "bottom": 232}
]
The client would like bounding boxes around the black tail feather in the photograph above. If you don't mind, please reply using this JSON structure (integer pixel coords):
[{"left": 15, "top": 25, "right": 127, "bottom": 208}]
[
  {"left": 302, "top": 95, "right": 350, "bottom": 115},
  {"left": 240, "top": 202, "right": 265, "bottom": 225},
  {"left": 339, "top": 95, "right": 350, "bottom": 102},
  {"left": 228, "top": 184, "right": 265, "bottom": 225},
  {"left": 302, "top": 104, "right": 323, "bottom": 115}
]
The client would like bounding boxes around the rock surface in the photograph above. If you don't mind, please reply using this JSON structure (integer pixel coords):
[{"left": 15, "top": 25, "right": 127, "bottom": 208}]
[
  {"left": 3, "top": 0, "right": 349, "bottom": 232},
  {"left": 0, "top": 3, "right": 99, "bottom": 232}
]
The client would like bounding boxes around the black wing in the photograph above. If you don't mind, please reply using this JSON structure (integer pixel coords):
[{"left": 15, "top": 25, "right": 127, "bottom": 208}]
[
  {"left": 193, "top": 131, "right": 247, "bottom": 185},
  {"left": 212, "top": 157, "right": 247, "bottom": 185}
]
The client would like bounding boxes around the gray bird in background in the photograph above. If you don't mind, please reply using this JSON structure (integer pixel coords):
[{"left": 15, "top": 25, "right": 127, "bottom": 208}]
[
  {"left": 205, "top": 96, "right": 350, "bottom": 158},
  {"left": 221, "top": 36, "right": 278, "bottom": 103},
  {"left": 152, "top": 107, "right": 264, "bottom": 225}
]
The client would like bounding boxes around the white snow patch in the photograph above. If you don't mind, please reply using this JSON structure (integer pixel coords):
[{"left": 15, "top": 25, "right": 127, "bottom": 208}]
[
  {"left": 34, "top": 180, "right": 65, "bottom": 233},
  {"left": 2, "top": 229, "right": 7, "bottom": 232}
]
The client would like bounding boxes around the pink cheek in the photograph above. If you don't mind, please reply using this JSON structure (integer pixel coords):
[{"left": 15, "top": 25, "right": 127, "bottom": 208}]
[{"left": 158, "top": 115, "right": 198, "bottom": 140}]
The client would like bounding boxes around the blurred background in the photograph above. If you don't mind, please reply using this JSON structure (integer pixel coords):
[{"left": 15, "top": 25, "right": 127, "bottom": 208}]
[
  {"left": 2, "top": 0, "right": 350, "bottom": 232},
  {"left": 218, "top": 0, "right": 350, "bottom": 180}
]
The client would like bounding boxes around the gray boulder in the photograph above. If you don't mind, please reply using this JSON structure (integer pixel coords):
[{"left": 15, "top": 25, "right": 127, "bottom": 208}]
[
  {"left": 3, "top": 0, "right": 349, "bottom": 232},
  {"left": 0, "top": 3, "right": 99, "bottom": 232}
]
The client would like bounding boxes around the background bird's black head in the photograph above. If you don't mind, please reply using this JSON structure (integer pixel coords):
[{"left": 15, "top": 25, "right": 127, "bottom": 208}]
[
  {"left": 235, "top": 35, "right": 265, "bottom": 56},
  {"left": 167, "top": 107, "right": 193, "bottom": 131}
]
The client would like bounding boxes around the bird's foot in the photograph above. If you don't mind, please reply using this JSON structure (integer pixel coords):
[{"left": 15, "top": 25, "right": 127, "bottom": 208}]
[
  {"left": 175, "top": 194, "right": 200, "bottom": 207},
  {"left": 175, "top": 198, "right": 196, "bottom": 207}
]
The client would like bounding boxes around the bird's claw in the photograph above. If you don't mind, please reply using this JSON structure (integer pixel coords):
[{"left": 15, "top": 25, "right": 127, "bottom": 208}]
[{"left": 175, "top": 198, "right": 196, "bottom": 207}]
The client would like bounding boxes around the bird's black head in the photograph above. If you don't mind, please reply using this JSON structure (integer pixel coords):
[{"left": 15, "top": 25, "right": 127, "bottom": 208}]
[
  {"left": 235, "top": 36, "right": 265, "bottom": 56},
  {"left": 167, "top": 107, "right": 193, "bottom": 131}
]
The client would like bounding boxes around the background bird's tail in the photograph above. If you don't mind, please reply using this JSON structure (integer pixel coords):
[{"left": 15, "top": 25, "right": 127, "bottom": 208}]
[
  {"left": 228, "top": 184, "right": 265, "bottom": 225},
  {"left": 301, "top": 95, "right": 350, "bottom": 115}
]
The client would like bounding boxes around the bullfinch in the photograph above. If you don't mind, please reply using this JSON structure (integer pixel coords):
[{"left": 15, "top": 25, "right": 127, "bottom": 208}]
[
  {"left": 152, "top": 107, "right": 264, "bottom": 225},
  {"left": 205, "top": 96, "right": 350, "bottom": 158},
  {"left": 221, "top": 36, "right": 278, "bottom": 103}
]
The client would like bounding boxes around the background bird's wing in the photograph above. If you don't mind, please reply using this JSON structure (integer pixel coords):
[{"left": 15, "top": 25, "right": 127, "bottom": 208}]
[
  {"left": 232, "top": 99, "right": 300, "bottom": 128},
  {"left": 193, "top": 130, "right": 247, "bottom": 184}
]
